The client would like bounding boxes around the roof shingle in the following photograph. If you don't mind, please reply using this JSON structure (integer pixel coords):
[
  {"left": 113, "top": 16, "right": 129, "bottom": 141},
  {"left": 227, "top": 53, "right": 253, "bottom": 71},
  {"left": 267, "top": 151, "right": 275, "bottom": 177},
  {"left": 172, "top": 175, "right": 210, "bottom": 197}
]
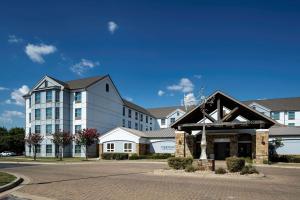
[{"left": 242, "top": 97, "right": 300, "bottom": 111}]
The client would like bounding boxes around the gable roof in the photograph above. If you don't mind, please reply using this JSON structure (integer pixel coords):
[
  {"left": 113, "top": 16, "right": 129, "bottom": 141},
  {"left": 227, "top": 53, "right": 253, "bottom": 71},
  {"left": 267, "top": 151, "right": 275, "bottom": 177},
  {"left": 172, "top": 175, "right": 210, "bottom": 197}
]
[
  {"left": 118, "top": 127, "right": 147, "bottom": 137},
  {"left": 65, "top": 75, "right": 108, "bottom": 90},
  {"left": 147, "top": 106, "right": 186, "bottom": 118},
  {"left": 123, "top": 99, "right": 155, "bottom": 117},
  {"left": 144, "top": 128, "right": 175, "bottom": 138},
  {"left": 242, "top": 97, "right": 300, "bottom": 112},
  {"left": 270, "top": 126, "right": 300, "bottom": 137},
  {"left": 171, "top": 91, "right": 278, "bottom": 129}
]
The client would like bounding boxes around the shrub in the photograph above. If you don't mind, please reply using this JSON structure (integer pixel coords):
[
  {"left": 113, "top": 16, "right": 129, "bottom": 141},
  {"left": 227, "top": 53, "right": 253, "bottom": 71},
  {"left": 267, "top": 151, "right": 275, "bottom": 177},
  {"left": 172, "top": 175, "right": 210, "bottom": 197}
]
[
  {"left": 168, "top": 157, "right": 193, "bottom": 170},
  {"left": 215, "top": 167, "right": 227, "bottom": 174},
  {"left": 129, "top": 154, "right": 139, "bottom": 160},
  {"left": 147, "top": 153, "right": 173, "bottom": 159},
  {"left": 270, "top": 155, "right": 300, "bottom": 163},
  {"left": 101, "top": 153, "right": 128, "bottom": 160},
  {"left": 226, "top": 157, "right": 245, "bottom": 172},
  {"left": 240, "top": 165, "right": 259, "bottom": 175},
  {"left": 242, "top": 157, "right": 253, "bottom": 164},
  {"left": 184, "top": 164, "right": 197, "bottom": 172}
]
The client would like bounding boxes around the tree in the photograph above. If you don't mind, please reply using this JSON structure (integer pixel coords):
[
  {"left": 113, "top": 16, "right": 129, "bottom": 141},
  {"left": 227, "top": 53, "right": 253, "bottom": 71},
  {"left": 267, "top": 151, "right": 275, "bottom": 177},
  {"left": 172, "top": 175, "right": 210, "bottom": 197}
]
[
  {"left": 52, "top": 131, "right": 73, "bottom": 161},
  {"left": 269, "top": 138, "right": 284, "bottom": 160},
  {"left": 8, "top": 128, "right": 25, "bottom": 154},
  {"left": 75, "top": 128, "right": 100, "bottom": 160},
  {"left": 25, "top": 133, "right": 43, "bottom": 160}
]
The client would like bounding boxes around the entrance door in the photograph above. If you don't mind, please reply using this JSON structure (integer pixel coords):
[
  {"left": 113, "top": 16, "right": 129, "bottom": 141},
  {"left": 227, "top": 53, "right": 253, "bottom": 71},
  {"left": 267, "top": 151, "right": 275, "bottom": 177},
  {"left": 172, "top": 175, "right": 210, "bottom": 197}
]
[
  {"left": 238, "top": 143, "right": 252, "bottom": 157},
  {"left": 214, "top": 142, "right": 230, "bottom": 160}
]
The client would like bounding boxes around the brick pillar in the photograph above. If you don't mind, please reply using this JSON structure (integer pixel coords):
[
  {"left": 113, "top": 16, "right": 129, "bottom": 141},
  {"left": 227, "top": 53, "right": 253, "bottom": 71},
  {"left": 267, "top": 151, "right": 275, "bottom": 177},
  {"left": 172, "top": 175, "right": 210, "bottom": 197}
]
[
  {"left": 255, "top": 129, "right": 269, "bottom": 164},
  {"left": 175, "top": 131, "right": 194, "bottom": 158},
  {"left": 99, "top": 144, "right": 103, "bottom": 159},
  {"left": 136, "top": 143, "right": 140, "bottom": 156}
]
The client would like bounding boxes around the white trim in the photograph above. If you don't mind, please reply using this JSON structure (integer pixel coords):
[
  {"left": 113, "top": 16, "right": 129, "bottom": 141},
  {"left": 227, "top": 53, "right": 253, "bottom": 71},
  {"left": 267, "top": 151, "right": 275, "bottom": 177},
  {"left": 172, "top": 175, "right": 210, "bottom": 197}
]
[
  {"left": 256, "top": 129, "right": 269, "bottom": 132},
  {"left": 214, "top": 138, "right": 230, "bottom": 143}
]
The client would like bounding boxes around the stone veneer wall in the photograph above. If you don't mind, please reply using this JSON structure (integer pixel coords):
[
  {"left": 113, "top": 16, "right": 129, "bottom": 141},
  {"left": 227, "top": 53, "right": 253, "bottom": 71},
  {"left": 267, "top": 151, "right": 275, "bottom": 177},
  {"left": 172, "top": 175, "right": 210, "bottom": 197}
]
[
  {"left": 255, "top": 129, "right": 269, "bottom": 164},
  {"left": 98, "top": 144, "right": 103, "bottom": 158},
  {"left": 206, "top": 135, "right": 238, "bottom": 158},
  {"left": 175, "top": 131, "right": 194, "bottom": 157},
  {"left": 136, "top": 143, "right": 148, "bottom": 156}
]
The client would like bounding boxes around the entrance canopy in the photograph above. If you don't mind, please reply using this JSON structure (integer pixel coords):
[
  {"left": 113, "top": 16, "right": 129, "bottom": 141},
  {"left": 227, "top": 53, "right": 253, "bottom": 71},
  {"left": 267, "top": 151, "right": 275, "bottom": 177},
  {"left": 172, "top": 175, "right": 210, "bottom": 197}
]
[{"left": 171, "top": 91, "right": 277, "bottom": 132}]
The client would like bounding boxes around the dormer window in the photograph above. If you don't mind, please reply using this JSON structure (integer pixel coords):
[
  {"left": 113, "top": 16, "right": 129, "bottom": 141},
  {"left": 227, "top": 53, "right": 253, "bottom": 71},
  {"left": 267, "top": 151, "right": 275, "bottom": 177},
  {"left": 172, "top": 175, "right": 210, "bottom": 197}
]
[{"left": 106, "top": 83, "right": 109, "bottom": 92}]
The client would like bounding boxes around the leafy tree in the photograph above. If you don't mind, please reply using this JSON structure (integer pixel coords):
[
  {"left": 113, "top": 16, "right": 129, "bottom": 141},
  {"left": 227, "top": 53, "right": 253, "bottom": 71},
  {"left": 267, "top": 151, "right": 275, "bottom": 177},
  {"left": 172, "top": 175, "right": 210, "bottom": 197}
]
[
  {"left": 25, "top": 133, "right": 43, "bottom": 160},
  {"left": 75, "top": 128, "right": 100, "bottom": 160},
  {"left": 8, "top": 128, "right": 25, "bottom": 154},
  {"left": 52, "top": 131, "right": 73, "bottom": 161},
  {"left": 269, "top": 138, "right": 284, "bottom": 159}
]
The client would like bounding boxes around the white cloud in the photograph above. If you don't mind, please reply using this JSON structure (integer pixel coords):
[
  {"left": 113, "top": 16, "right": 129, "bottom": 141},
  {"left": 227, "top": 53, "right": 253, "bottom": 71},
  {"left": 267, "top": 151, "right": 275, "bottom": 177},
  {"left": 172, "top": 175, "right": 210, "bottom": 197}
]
[
  {"left": 70, "top": 59, "right": 100, "bottom": 76},
  {"left": 0, "top": 87, "right": 9, "bottom": 91},
  {"left": 125, "top": 97, "right": 133, "bottom": 102},
  {"left": 183, "top": 93, "right": 198, "bottom": 106},
  {"left": 0, "top": 110, "right": 24, "bottom": 124},
  {"left": 167, "top": 78, "right": 194, "bottom": 93},
  {"left": 158, "top": 90, "right": 165, "bottom": 96},
  {"left": 194, "top": 74, "right": 202, "bottom": 79},
  {"left": 108, "top": 21, "right": 118, "bottom": 34},
  {"left": 8, "top": 35, "right": 23, "bottom": 43},
  {"left": 6, "top": 85, "right": 29, "bottom": 106},
  {"left": 25, "top": 43, "right": 57, "bottom": 63}
]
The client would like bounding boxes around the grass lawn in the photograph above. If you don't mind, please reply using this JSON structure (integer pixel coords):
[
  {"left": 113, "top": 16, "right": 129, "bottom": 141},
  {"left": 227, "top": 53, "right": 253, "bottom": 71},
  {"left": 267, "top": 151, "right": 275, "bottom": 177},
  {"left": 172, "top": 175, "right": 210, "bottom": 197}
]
[
  {"left": 0, "top": 156, "right": 94, "bottom": 162},
  {"left": 0, "top": 172, "right": 16, "bottom": 186}
]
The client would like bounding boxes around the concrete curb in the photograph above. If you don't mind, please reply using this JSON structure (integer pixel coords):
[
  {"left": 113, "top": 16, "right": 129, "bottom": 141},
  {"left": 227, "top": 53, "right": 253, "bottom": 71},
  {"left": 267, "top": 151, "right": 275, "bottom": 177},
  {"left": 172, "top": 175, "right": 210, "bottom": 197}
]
[
  {"left": 254, "top": 164, "right": 300, "bottom": 169},
  {"left": 0, "top": 175, "right": 23, "bottom": 193}
]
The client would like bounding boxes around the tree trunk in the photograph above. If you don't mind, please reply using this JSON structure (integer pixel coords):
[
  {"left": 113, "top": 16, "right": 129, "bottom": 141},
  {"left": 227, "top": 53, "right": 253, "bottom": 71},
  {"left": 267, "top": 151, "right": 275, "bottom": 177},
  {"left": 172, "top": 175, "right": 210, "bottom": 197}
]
[
  {"left": 59, "top": 145, "right": 63, "bottom": 161},
  {"left": 85, "top": 145, "right": 88, "bottom": 160},
  {"left": 33, "top": 145, "right": 37, "bottom": 161}
]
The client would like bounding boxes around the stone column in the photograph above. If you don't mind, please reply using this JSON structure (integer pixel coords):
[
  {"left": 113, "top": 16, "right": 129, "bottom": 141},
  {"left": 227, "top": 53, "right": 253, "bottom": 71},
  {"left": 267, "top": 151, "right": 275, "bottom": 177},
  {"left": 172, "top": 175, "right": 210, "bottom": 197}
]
[
  {"left": 255, "top": 129, "right": 269, "bottom": 164},
  {"left": 98, "top": 144, "right": 103, "bottom": 159},
  {"left": 229, "top": 135, "right": 238, "bottom": 157},
  {"left": 136, "top": 143, "right": 147, "bottom": 155},
  {"left": 175, "top": 130, "right": 194, "bottom": 158}
]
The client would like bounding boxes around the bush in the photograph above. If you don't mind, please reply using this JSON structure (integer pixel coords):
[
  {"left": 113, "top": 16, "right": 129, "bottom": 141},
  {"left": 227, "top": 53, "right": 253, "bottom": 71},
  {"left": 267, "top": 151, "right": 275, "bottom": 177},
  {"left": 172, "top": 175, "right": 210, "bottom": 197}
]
[
  {"left": 184, "top": 164, "right": 197, "bottom": 172},
  {"left": 242, "top": 157, "right": 253, "bottom": 164},
  {"left": 129, "top": 153, "right": 139, "bottom": 160},
  {"left": 215, "top": 167, "right": 227, "bottom": 174},
  {"left": 168, "top": 157, "right": 193, "bottom": 170},
  {"left": 147, "top": 153, "right": 173, "bottom": 159},
  {"left": 101, "top": 153, "right": 128, "bottom": 160},
  {"left": 270, "top": 155, "right": 300, "bottom": 163},
  {"left": 240, "top": 165, "right": 259, "bottom": 175},
  {"left": 226, "top": 157, "right": 245, "bottom": 172}
]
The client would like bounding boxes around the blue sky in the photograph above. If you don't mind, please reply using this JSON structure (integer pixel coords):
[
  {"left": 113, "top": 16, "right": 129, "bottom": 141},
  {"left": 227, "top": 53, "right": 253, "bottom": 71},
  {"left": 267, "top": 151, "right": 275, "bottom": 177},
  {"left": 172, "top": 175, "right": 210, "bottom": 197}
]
[{"left": 0, "top": 0, "right": 300, "bottom": 128}]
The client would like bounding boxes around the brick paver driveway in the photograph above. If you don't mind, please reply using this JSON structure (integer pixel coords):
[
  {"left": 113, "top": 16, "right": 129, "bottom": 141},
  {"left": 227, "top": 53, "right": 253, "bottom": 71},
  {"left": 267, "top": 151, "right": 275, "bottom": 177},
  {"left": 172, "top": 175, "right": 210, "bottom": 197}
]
[{"left": 1, "top": 161, "right": 300, "bottom": 200}]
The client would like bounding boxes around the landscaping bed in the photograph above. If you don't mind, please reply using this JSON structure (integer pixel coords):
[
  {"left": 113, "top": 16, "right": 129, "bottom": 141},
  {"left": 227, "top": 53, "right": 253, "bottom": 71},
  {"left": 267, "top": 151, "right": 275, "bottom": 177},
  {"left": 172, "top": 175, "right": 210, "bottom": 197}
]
[{"left": 0, "top": 172, "right": 16, "bottom": 186}]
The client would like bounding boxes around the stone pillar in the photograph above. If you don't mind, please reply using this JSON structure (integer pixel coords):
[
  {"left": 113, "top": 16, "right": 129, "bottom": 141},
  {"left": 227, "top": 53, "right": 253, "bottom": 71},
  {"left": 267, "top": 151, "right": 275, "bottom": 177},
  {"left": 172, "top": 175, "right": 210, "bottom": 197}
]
[
  {"left": 175, "top": 131, "right": 194, "bottom": 158},
  {"left": 136, "top": 143, "right": 147, "bottom": 155},
  {"left": 230, "top": 135, "right": 238, "bottom": 157},
  {"left": 98, "top": 144, "right": 103, "bottom": 159},
  {"left": 252, "top": 135, "right": 256, "bottom": 159},
  {"left": 255, "top": 129, "right": 269, "bottom": 164}
]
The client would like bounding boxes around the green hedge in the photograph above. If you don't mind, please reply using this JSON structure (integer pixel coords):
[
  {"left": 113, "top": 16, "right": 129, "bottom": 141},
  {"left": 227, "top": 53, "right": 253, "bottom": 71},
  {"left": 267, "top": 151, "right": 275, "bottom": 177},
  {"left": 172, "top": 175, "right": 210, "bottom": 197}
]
[
  {"left": 168, "top": 157, "right": 193, "bottom": 170},
  {"left": 270, "top": 155, "right": 300, "bottom": 163},
  {"left": 226, "top": 157, "right": 245, "bottom": 172},
  {"left": 128, "top": 153, "right": 173, "bottom": 160},
  {"left": 101, "top": 153, "right": 129, "bottom": 160}
]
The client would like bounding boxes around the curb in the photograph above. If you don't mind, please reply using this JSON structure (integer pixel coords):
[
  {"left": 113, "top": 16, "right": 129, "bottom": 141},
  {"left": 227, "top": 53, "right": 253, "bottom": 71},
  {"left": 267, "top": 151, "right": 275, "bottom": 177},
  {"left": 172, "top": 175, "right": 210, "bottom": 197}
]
[{"left": 0, "top": 176, "right": 23, "bottom": 193}]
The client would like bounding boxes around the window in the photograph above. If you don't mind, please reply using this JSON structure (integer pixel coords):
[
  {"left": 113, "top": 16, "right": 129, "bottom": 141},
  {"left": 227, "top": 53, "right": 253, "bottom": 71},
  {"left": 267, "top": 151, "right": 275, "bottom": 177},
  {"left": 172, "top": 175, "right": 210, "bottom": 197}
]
[
  {"left": 29, "top": 98, "right": 31, "bottom": 107},
  {"left": 46, "top": 90, "right": 52, "bottom": 102},
  {"left": 135, "top": 112, "right": 138, "bottom": 120},
  {"left": 35, "top": 92, "right": 40, "bottom": 104},
  {"left": 146, "top": 116, "right": 148, "bottom": 123},
  {"left": 29, "top": 113, "right": 31, "bottom": 122},
  {"left": 44, "top": 81, "right": 48, "bottom": 87},
  {"left": 140, "top": 124, "right": 143, "bottom": 131},
  {"left": 55, "top": 91, "right": 60, "bottom": 102},
  {"left": 46, "top": 108, "right": 52, "bottom": 119},
  {"left": 128, "top": 109, "right": 132, "bottom": 118},
  {"left": 46, "top": 124, "right": 52, "bottom": 135},
  {"left": 123, "top": 143, "right": 132, "bottom": 152},
  {"left": 46, "top": 144, "right": 52, "bottom": 154},
  {"left": 75, "top": 108, "right": 81, "bottom": 120},
  {"left": 75, "top": 92, "right": 82, "bottom": 103},
  {"left": 35, "top": 125, "right": 41, "bottom": 133},
  {"left": 140, "top": 114, "right": 143, "bottom": 122},
  {"left": 55, "top": 124, "right": 60, "bottom": 133},
  {"left": 35, "top": 109, "right": 41, "bottom": 120},
  {"left": 106, "top": 83, "right": 109, "bottom": 92},
  {"left": 106, "top": 143, "right": 114, "bottom": 152},
  {"left": 29, "top": 128, "right": 31, "bottom": 134},
  {"left": 146, "top": 126, "right": 148, "bottom": 131},
  {"left": 288, "top": 123, "right": 295, "bottom": 127},
  {"left": 35, "top": 144, "right": 41, "bottom": 153},
  {"left": 150, "top": 127, "right": 152, "bottom": 131},
  {"left": 135, "top": 123, "right": 138, "bottom": 130},
  {"left": 288, "top": 112, "right": 295, "bottom": 120},
  {"left": 128, "top": 121, "right": 131, "bottom": 128},
  {"left": 55, "top": 107, "right": 60, "bottom": 119},
  {"left": 170, "top": 118, "right": 176, "bottom": 124},
  {"left": 75, "top": 145, "right": 81, "bottom": 154},
  {"left": 75, "top": 125, "right": 82, "bottom": 133},
  {"left": 161, "top": 119, "right": 166, "bottom": 125},
  {"left": 150, "top": 117, "right": 152, "bottom": 125},
  {"left": 271, "top": 112, "right": 280, "bottom": 120},
  {"left": 177, "top": 111, "right": 180, "bottom": 116},
  {"left": 28, "top": 144, "right": 32, "bottom": 153},
  {"left": 123, "top": 107, "right": 126, "bottom": 116}
]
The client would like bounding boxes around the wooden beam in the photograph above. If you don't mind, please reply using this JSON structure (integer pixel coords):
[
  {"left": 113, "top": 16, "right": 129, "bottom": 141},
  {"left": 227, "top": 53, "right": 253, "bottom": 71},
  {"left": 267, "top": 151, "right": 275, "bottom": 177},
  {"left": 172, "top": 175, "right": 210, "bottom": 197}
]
[
  {"left": 217, "top": 98, "right": 223, "bottom": 122},
  {"left": 203, "top": 111, "right": 216, "bottom": 123},
  {"left": 221, "top": 107, "right": 239, "bottom": 122}
]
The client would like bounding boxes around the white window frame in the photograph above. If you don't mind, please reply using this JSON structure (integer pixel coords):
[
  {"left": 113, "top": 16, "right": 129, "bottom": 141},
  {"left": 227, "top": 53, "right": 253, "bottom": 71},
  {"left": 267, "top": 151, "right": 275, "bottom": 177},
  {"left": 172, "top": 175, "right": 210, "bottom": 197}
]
[
  {"left": 106, "top": 143, "right": 115, "bottom": 152},
  {"left": 123, "top": 143, "right": 132, "bottom": 153}
]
